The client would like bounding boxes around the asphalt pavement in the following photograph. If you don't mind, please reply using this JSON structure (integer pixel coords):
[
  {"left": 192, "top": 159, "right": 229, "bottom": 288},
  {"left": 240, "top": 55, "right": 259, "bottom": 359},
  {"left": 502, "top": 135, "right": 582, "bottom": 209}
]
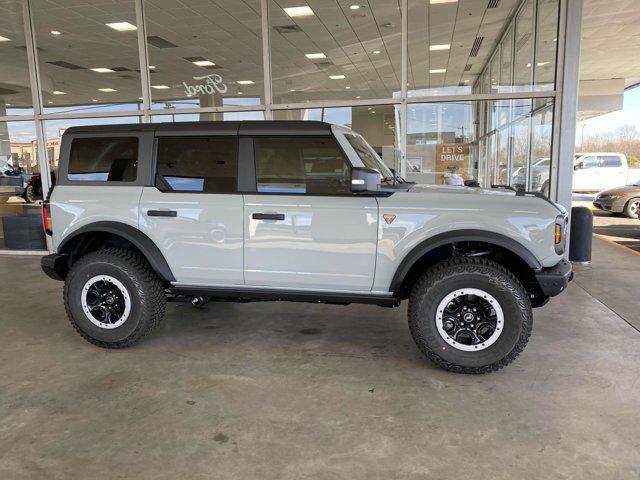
[{"left": 572, "top": 193, "right": 640, "bottom": 253}]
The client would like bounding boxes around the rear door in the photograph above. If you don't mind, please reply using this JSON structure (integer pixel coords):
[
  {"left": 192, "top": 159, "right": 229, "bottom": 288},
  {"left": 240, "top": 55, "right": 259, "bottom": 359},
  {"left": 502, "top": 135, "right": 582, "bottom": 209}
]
[
  {"left": 139, "top": 134, "right": 244, "bottom": 286},
  {"left": 242, "top": 136, "right": 378, "bottom": 292}
]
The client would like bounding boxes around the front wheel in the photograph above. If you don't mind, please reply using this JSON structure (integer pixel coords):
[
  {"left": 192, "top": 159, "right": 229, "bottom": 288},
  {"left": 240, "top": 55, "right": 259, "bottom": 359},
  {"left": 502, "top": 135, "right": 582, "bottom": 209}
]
[
  {"left": 408, "top": 257, "right": 532, "bottom": 374},
  {"left": 64, "top": 248, "right": 166, "bottom": 348}
]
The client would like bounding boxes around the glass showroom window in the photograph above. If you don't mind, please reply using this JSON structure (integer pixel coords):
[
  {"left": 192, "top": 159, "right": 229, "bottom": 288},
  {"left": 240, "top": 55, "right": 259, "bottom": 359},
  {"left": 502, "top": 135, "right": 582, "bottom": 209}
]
[
  {"left": 0, "top": 121, "right": 45, "bottom": 250},
  {"left": 0, "top": 1, "right": 34, "bottom": 115},
  {"left": 273, "top": 105, "right": 401, "bottom": 172},
  {"left": 406, "top": 102, "right": 475, "bottom": 185},
  {"left": 534, "top": 0, "right": 559, "bottom": 92},
  {"left": 513, "top": 0, "right": 534, "bottom": 92},
  {"left": 269, "top": 0, "right": 401, "bottom": 104},
  {"left": 145, "top": 0, "right": 264, "bottom": 111},
  {"left": 32, "top": 0, "right": 142, "bottom": 114}
]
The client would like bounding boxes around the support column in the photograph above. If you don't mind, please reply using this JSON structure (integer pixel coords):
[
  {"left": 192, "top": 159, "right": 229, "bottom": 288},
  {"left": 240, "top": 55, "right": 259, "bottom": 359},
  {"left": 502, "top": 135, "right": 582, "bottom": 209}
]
[{"left": 551, "top": 0, "right": 583, "bottom": 210}]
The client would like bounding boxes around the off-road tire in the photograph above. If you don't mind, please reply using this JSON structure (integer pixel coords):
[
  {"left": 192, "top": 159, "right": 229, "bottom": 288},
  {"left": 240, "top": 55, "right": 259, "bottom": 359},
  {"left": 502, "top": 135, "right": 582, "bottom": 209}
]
[
  {"left": 624, "top": 197, "right": 640, "bottom": 219},
  {"left": 23, "top": 185, "right": 35, "bottom": 203},
  {"left": 64, "top": 248, "right": 166, "bottom": 348},
  {"left": 408, "top": 257, "right": 532, "bottom": 374}
]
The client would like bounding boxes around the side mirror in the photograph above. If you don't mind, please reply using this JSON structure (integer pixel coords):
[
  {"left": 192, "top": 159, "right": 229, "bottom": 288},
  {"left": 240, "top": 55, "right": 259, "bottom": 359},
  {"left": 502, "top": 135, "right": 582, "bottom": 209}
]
[
  {"left": 574, "top": 162, "right": 584, "bottom": 170},
  {"left": 350, "top": 167, "right": 382, "bottom": 193}
]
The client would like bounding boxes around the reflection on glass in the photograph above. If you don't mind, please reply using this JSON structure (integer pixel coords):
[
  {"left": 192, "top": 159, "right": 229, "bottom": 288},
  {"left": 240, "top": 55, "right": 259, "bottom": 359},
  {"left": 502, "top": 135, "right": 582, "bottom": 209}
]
[
  {"left": 145, "top": 0, "right": 264, "bottom": 110},
  {"left": 0, "top": 121, "right": 46, "bottom": 250},
  {"left": 0, "top": 1, "right": 34, "bottom": 115},
  {"left": 407, "top": 99, "right": 554, "bottom": 194},
  {"left": 499, "top": 27, "right": 513, "bottom": 92},
  {"left": 534, "top": 0, "right": 559, "bottom": 91},
  {"left": 270, "top": 0, "right": 400, "bottom": 103},
  {"left": 513, "top": 0, "right": 534, "bottom": 91},
  {"left": 32, "top": 0, "right": 142, "bottom": 113}
]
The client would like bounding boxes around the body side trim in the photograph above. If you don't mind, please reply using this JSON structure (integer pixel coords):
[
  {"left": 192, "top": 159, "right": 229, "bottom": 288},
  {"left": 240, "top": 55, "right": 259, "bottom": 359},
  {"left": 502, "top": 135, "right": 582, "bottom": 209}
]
[
  {"left": 388, "top": 229, "right": 543, "bottom": 293},
  {"left": 58, "top": 221, "right": 175, "bottom": 282}
]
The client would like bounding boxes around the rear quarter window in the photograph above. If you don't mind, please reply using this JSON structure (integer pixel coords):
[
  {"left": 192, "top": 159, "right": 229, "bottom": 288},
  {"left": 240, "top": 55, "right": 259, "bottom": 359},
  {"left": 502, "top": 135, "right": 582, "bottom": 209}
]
[{"left": 68, "top": 137, "right": 138, "bottom": 182}]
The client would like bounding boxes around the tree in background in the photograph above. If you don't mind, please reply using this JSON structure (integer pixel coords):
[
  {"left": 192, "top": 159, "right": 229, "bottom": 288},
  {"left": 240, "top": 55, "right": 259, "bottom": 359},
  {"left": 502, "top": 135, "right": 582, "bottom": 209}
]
[{"left": 581, "top": 124, "right": 640, "bottom": 167}]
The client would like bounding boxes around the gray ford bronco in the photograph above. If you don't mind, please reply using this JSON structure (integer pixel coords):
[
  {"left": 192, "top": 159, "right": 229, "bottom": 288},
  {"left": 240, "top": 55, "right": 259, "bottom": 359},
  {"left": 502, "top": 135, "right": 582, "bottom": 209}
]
[{"left": 41, "top": 121, "right": 573, "bottom": 374}]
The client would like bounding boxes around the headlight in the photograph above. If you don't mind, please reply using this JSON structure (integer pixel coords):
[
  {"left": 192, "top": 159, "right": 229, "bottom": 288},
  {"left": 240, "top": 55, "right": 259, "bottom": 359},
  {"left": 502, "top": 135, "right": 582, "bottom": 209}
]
[{"left": 554, "top": 214, "right": 568, "bottom": 255}]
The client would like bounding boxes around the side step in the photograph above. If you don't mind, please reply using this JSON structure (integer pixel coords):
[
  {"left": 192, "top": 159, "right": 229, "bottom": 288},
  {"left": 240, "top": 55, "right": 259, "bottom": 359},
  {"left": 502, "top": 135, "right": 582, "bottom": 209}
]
[{"left": 167, "top": 286, "right": 399, "bottom": 307}]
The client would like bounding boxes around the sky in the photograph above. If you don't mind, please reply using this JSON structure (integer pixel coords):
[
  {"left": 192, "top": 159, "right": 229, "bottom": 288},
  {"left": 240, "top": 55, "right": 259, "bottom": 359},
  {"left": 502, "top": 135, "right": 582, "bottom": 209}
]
[{"left": 578, "top": 84, "right": 640, "bottom": 141}]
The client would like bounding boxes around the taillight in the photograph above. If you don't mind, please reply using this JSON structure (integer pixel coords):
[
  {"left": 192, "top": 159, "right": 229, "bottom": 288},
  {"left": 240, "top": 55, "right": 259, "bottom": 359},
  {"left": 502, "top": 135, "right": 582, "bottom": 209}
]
[{"left": 42, "top": 203, "right": 52, "bottom": 236}]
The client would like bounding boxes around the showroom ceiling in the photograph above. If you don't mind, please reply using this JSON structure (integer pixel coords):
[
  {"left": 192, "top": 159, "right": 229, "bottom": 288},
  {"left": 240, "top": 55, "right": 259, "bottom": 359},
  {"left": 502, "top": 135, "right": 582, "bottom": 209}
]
[{"left": 0, "top": 0, "right": 522, "bottom": 110}]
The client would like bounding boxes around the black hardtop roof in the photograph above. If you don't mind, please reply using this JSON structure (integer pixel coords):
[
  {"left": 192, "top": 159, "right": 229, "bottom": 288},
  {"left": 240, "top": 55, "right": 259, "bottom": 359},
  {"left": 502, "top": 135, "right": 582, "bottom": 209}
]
[{"left": 63, "top": 120, "right": 333, "bottom": 136}]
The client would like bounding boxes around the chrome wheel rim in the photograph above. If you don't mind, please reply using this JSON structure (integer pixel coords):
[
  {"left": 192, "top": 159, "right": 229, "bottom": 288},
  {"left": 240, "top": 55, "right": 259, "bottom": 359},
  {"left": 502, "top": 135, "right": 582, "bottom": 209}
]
[
  {"left": 631, "top": 201, "right": 639, "bottom": 216},
  {"left": 435, "top": 288, "right": 504, "bottom": 351},
  {"left": 81, "top": 275, "right": 131, "bottom": 329}
]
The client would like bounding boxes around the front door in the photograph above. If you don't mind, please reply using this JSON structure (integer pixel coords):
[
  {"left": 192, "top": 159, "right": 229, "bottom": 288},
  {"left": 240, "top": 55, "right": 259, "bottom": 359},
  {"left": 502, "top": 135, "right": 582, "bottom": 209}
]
[
  {"left": 243, "top": 136, "right": 378, "bottom": 292},
  {"left": 139, "top": 135, "right": 244, "bottom": 286}
]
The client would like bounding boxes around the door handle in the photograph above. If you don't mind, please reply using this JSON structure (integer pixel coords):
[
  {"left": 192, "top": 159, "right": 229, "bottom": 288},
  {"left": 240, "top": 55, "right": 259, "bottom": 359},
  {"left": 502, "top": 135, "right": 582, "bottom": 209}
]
[
  {"left": 252, "top": 212, "right": 285, "bottom": 221},
  {"left": 147, "top": 209, "right": 177, "bottom": 217}
]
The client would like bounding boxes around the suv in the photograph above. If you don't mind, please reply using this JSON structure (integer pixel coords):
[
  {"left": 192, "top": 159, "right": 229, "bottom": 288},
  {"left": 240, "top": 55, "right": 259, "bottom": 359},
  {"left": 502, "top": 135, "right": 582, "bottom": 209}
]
[{"left": 41, "top": 121, "right": 573, "bottom": 374}]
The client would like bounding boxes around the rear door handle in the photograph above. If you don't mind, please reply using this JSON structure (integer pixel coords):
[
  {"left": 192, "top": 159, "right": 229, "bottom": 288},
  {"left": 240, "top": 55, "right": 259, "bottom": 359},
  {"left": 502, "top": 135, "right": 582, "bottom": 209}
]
[
  {"left": 147, "top": 209, "right": 177, "bottom": 217},
  {"left": 252, "top": 213, "right": 285, "bottom": 221}
]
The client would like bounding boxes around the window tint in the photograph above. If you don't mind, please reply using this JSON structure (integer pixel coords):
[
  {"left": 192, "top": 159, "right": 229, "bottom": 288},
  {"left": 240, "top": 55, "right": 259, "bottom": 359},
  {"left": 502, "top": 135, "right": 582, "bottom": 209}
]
[
  {"left": 156, "top": 137, "right": 238, "bottom": 193},
  {"left": 68, "top": 137, "right": 138, "bottom": 182},
  {"left": 599, "top": 156, "right": 622, "bottom": 168},
  {"left": 254, "top": 137, "right": 350, "bottom": 194}
]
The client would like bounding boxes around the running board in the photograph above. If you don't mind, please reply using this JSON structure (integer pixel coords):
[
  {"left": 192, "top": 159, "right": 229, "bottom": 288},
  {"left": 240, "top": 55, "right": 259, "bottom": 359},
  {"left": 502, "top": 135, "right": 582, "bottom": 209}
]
[{"left": 167, "top": 286, "right": 399, "bottom": 307}]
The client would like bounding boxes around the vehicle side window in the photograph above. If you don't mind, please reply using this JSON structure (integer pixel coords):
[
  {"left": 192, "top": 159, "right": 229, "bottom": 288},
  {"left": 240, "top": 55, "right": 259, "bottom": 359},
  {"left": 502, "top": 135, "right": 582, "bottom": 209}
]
[
  {"left": 598, "top": 156, "right": 622, "bottom": 168},
  {"left": 253, "top": 137, "right": 350, "bottom": 195},
  {"left": 580, "top": 156, "right": 598, "bottom": 169},
  {"left": 68, "top": 137, "right": 138, "bottom": 182},
  {"left": 155, "top": 137, "right": 238, "bottom": 193}
]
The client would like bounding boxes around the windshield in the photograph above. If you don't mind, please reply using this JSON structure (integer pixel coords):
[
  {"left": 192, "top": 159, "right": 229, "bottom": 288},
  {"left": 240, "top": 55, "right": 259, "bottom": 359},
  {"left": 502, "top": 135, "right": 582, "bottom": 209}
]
[
  {"left": 632, "top": 180, "right": 640, "bottom": 186},
  {"left": 344, "top": 133, "right": 394, "bottom": 179}
]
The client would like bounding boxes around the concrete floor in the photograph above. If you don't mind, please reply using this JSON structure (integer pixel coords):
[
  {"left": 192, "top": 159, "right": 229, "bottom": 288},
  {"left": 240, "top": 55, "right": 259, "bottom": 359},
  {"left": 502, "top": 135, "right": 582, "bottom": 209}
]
[{"left": 1, "top": 239, "right": 639, "bottom": 480}]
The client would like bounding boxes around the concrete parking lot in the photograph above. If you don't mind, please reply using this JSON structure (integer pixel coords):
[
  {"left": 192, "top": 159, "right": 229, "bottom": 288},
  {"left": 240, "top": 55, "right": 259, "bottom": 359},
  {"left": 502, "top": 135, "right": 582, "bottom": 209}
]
[{"left": 0, "top": 236, "right": 639, "bottom": 480}]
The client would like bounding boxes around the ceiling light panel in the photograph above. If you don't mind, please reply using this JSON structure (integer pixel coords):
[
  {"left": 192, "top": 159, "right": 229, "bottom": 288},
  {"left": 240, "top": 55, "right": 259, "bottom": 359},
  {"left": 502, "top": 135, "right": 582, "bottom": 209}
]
[
  {"left": 91, "top": 68, "right": 115, "bottom": 73},
  {"left": 283, "top": 6, "right": 314, "bottom": 17},
  {"left": 429, "top": 44, "right": 451, "bottom": 51},
  {"left": 236, "top": 80, "right": 254, "bottom": 85},
  {"left": 305, "top": 53, "right": 326, "bottom": 59},
  {"left": 106, "top": 22, "right": 137, "bottom": 32},
  {"left": 0, "top": 36, "right": 11, "bottom": 42}
]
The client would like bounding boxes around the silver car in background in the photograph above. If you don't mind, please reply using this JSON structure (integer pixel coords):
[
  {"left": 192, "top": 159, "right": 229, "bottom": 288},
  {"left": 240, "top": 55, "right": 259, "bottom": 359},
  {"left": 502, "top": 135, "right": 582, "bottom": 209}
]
[{"left": 593, "top": 180, "right": 640, "bottom": 219}]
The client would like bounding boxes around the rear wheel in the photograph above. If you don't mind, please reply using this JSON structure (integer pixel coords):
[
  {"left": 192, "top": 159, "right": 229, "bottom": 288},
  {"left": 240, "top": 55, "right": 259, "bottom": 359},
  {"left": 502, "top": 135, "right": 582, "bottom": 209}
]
[
  {"left": 624, "top": 198, "right": 640, "bottom": 219},
  {"left": 64, "top": 248, "right": 166, "bottom": 348},
  {"left": 408, "top": 257, "right": 532, "bottom": 374},
  {"left": 23, "top": 185, "right": 35, "bottom": 203}
]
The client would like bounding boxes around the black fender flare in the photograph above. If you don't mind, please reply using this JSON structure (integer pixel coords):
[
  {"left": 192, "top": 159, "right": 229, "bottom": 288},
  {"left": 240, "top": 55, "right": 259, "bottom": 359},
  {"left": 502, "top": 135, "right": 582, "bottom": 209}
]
[
  {"left": 388, "top": 229, "right": 542, "bottom": 294},
  {"left": 58, "top": 221, "right": 175, "bottom": 282}
]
